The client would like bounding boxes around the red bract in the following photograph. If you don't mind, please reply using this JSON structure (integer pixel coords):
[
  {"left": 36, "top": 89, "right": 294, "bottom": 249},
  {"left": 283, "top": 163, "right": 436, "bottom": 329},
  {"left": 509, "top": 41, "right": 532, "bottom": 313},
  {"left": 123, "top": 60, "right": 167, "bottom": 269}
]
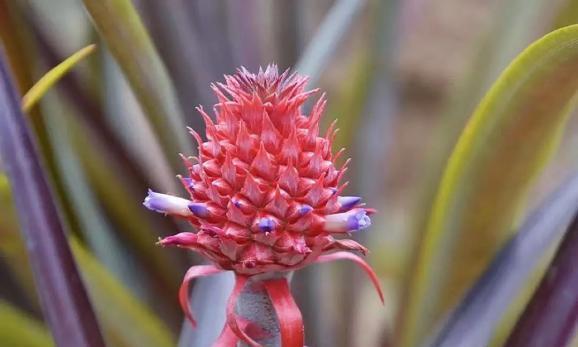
[{"left": 144, "top": 66, "right": 382, "bottom": 346}]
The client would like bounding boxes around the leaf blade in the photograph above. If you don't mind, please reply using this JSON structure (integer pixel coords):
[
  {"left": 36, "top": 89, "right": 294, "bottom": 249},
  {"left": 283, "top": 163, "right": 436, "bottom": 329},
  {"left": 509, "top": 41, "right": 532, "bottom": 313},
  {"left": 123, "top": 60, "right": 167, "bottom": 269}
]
[
  {"left": 71, "top": 239, "right": 176, "bottom": 347},
  {"left": 0, "top": 48, "right": 105, "bottom": 347},
  {"left": 424, "top": 173, "right": 578, "bottom": 347},
  {"left": 504, "top": 207, "right": 578, "bottom": 347},
  {"left": 295, "top": 0, "right": 366, "bottom": 87},
  {"left": 21, "top": 44, "right": 96, "bottom": 112},
  {"left": 0, "top": 300, "right": 54, "bottom": 347},
  {"left": 81, "top": 0, "right": 190, "bottom": 159},
  {"left": 400, "top": 24, "right": 578, "bottom": 347},
  {"left": 0, "top": 170, "right": 176, "bottom": 347}
]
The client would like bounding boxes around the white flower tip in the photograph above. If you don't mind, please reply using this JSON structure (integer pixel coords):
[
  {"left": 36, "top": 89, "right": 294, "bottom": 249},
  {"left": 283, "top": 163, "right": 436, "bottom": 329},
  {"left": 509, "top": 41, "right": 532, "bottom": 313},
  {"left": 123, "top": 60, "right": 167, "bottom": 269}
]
[
  {"left": 324, "top": 209, "right": 372, "bottom": 233},
  {"left": 143, "top": 189, "right": 193, "bottom": 217}
]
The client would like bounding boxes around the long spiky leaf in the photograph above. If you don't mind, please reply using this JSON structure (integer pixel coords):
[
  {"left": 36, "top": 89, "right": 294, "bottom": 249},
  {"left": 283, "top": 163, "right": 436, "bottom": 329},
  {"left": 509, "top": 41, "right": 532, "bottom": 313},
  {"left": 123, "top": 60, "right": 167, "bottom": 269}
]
[
  {"left": 70, "top": 239, "right": 175, "bottom": 347},
  {"left": 504, "top": 209, "right": 578, "bottom": 347},
  {"left": 0, "top": 300, "right": 53, "bottom": 347},
  {"left": 295, "top": 0, "right": 366, "bottom": 87},
  {"left": 0, "top": 50, "right": 105, "bottom": 347},
  {"left": 21, "top": 44, "right": 96, "bottom": 112},
  {"left": 400, "top": 24, "right": 578, "bottom": 347},
  {"left": 424, "top": 173, "right": 578, "bottom": 347},
  {"left": 0, "top": 171, "right": 176, "bottom": 347},
  {"left": 81, "top": 0, "right": 190, "bottom": 163}
]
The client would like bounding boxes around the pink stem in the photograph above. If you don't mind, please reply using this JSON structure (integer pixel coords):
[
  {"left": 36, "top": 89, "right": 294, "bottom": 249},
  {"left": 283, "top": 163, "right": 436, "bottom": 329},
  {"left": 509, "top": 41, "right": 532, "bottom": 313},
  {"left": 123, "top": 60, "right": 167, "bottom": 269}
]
[
  {"left": 264, "top": 278, "right": 304, "bottom": 347},
  {"left": 235, "top": 273, "right": 291, "bottom": 347}
]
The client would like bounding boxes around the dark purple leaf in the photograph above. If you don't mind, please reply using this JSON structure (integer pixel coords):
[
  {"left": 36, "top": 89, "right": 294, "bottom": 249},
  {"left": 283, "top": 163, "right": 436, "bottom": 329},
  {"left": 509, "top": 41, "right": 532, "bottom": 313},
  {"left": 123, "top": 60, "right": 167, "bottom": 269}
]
[
  {"left": 504, "top": 210, "right": 578, "bottom": 347},
  {"left": 0, "top": 50, "right": 105, "bottom": 347},
  {"left": 424, "top": 173, "right": 578, "bottom": 347}
]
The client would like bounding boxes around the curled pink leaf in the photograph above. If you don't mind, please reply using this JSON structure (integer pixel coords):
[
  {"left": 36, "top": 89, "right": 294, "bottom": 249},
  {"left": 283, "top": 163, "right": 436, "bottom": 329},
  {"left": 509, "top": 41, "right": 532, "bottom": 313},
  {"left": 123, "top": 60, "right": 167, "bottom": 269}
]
[
  {"left": 179, "top": 265, "right": 224, "bottom": 327},
  {"left": 316, "top": 251, "right": 384, "bottom": 304},
  {"left": 212, "top": 325, "right": 239, "bottom": 347},
  {"left": 264, "top": 278, "right": 305, "bottom": 347}
]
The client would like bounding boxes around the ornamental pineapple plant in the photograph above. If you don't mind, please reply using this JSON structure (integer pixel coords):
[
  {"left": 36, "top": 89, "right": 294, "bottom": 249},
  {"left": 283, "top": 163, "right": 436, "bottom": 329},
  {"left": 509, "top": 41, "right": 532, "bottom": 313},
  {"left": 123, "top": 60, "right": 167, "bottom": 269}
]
[
  {"left": 5, "top": 3, "right": 578, "bottom": 347},
  {"left": 144, "top": 65, "right": 382, "bottom": 346}
]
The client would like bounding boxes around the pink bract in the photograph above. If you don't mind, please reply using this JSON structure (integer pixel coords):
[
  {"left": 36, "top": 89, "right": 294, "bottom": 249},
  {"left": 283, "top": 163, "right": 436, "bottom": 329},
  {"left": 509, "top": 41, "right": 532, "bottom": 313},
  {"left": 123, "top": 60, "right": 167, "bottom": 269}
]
[{"left": 146, "top": 65, "right": 373, "bottom": 275}]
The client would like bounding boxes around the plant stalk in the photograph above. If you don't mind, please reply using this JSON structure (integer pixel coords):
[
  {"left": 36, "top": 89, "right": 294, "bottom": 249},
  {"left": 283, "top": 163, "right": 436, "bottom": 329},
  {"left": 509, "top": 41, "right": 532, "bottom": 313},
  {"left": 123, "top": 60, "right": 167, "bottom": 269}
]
[{"left": 237, "top": 273, "right": 290, "bottom": 347}]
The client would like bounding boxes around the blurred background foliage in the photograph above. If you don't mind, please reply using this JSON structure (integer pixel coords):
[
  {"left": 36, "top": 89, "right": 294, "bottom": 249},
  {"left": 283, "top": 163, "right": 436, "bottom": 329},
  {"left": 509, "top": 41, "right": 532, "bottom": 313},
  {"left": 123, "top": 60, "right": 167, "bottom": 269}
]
[{"left": 2, "top": 0, "right": 578, "bottom": 346}]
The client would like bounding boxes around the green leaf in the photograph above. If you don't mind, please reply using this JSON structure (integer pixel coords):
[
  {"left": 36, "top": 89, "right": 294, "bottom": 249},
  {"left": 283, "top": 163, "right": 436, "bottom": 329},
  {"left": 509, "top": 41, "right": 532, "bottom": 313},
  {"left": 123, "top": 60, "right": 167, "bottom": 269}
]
[
  {"left": 21, "top": 44, "right": 96, "bottom": 112},
  {"left": 81, "top": 0, "right": 190, "bottom": 161},
  {"left": 0, "top": 171, "right": 175, "bottom": 347},
  {"left": 0, "top": 46, "right": 106, "bottom": 347},
  {"left": 553, "top": 0, "right": 578, "bottom": 29},
  {"left": 69, "top": 121, "right": 183, "bottom": 290},
  {"left": 399, "top": 24, "right": 578, "bottom": 347},
  {"left": 39, "top": 84, "right": 180, "bottom": 302},
  {"left": 0, "top": 301, "right": 53, "bottom": 347},
  {"left": 71, "top": 239, "right": 175, "bottom": 347},
  {"left": 0, "top": 174, "right": 36, "bottom": 299},
  {"left": 0, "top": 1, "right": 34, "bottom": 94},
  {"left": 295, "top": 0, "right": 365, "bottom": 87},
  {"left": 425, "top": 174, "right": 578, "bottom": 347}
]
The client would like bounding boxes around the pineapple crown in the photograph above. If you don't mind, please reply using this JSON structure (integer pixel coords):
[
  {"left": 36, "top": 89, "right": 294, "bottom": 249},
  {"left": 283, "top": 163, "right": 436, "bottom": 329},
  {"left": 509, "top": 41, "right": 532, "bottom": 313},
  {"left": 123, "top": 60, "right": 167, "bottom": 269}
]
[{"left": 143, "top": 65, "right": 382, "bottom": 346}]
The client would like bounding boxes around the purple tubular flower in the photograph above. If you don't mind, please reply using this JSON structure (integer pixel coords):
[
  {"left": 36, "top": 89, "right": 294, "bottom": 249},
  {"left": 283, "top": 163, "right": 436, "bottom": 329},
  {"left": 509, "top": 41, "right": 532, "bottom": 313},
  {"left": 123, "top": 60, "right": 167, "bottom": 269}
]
[
  {"left": 298, "top": 204, "right": 313, "bottom": 216},
  {"left": 257, "top": 217, "right": 276, "bottom": 233},
  {"left": 182, "top": 177, "right": 194, "bottom": 190},
  {"left": 346, "top": 210, "right": 371, "bottom": 231},
  {"left": 323, "top": 208, "right": 371, "bottom": 233},
  {"left": 188, "top": 202, "right": 209, "bottom": 218},
  {"left": 143, "top": 189, "right": 193, "bottom": 217},
  {"left": 337, "top": 196, "right": 362, "bottom": 212}
]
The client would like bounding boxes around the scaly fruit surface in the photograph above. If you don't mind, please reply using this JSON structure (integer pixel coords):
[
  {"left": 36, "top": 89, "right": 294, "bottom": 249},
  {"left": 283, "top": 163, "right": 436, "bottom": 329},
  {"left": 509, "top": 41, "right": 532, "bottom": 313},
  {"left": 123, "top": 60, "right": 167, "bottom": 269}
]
[{"left": 145, "top": 65, "right": 373, "bottom": 274}]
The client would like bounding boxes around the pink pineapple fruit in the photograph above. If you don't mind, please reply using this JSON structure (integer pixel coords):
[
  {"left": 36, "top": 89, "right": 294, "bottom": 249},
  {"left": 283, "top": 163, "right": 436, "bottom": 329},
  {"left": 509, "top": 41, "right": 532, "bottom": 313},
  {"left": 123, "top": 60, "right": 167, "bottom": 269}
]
[{"left": 144, "top": 65, "right": 383, "bottom": 346}]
